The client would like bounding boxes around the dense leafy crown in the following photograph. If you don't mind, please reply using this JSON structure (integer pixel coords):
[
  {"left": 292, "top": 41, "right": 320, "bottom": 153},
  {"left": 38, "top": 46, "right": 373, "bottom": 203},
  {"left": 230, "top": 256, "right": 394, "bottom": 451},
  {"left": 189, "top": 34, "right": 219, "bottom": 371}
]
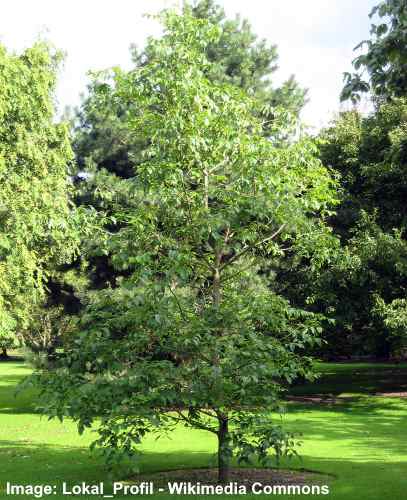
[{"left": 313, "top": 96, "right": 407, "bottom": 358}]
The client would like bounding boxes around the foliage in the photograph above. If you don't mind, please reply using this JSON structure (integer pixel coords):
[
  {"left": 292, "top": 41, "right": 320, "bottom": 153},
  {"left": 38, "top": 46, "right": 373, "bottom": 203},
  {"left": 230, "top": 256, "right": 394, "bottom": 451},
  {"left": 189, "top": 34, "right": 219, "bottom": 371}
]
[
  {"left": 342, "top": 0, "right": 407, "bottom": 102},
  {"left": 33, "top": 10, "right": 337, "bottom": 483},
  {"left": 181, "top": 0, "right": 307, "bottom": 119},
  {"left": 301, "top": 99, "right": 407, "bottom": 358},
  {"left": 74, "top": 0, "right": 306, "bottom": 178},
  {"left": 0, "top": 335, "right": 16, "bottom": 358},
  {"left": 324, "top": 0, "right": 407, "bottom": 357},
  {"left": 301, "top": 215, "right": 407, "bottom": 358},
  {"left": 70, "top": 0, "right": 307, "bottom": 294},
  {"left": 20, "top": 305, "right": 75, "bottom": 356},
  {"left": 321, "top": 101, "right": 407, "bottom": 234},
  {"left": 0, "top": 42, "right": 82, "bottom": 349},
  {"left": 374, "top": 297, "right": 407, "bottom": 357}
]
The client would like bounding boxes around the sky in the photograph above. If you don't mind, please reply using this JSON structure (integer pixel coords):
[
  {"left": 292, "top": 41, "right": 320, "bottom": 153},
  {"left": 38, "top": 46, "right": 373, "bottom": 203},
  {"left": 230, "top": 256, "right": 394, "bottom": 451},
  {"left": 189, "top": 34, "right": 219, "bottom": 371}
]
[{"left": 1, "top": 0, "right": 378, "bottom": 130}]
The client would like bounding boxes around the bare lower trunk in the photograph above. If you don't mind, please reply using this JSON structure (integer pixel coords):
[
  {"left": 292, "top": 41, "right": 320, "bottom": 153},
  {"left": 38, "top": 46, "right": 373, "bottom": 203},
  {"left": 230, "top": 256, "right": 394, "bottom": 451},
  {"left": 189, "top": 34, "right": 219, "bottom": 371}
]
[
  {"left": 213, "top": 245, "right": 228, "bottom": 483},
  {"left": 0, "top": 347, "right": 8, "bottom": 359},
  {"left": 204, "top": 168, "right": 209, "bottom": 210},
  {"left": 217, "top": 416, "right": 230, "bottom": 483},
  {"left": 213, "top": 268, "right": 221, "bottom": 307}
]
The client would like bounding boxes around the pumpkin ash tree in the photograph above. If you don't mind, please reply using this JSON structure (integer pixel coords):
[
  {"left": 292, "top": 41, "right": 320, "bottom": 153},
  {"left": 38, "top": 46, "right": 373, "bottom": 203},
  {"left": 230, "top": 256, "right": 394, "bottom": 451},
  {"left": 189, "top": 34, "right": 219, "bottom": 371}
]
[
  {"left": 36, "top": 11, "right": 337, "bottom": 482},
  {"left": 0, "top": 43, "right": 80, "bottom": 358}
]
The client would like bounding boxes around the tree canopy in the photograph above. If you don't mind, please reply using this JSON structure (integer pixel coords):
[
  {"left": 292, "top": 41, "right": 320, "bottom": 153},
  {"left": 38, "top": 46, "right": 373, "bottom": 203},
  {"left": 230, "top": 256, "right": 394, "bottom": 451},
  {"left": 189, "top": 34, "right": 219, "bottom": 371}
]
[
  {"left": 0, "top": 42, "right": 80, "bottom": 354},
  {"left": 69, "top": 0, "right": 308, "bottom": 303},
  {"left": 342, "top": 0, "right": 407, "bottom": 102},
  {"left": 73, "top": 0, "right": 306, "bottom": 181},
  {"left": 305, "top": 97, "right": 407, "bottom": 358},
  {"left": 34, "top": 9, "right": 337, "bottom": 482}
]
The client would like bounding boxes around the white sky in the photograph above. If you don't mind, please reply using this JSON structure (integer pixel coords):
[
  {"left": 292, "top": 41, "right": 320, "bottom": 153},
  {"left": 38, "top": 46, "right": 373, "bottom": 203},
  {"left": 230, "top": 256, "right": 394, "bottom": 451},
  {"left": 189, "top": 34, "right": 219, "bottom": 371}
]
[{"left": 1, "top": 0, "right": 377, "bottom": 130}]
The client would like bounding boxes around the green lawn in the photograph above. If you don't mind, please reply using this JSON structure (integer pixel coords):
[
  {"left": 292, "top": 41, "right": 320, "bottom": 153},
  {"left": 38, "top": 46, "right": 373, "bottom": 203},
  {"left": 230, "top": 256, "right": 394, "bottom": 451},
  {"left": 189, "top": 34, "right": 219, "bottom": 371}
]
[{"left": 0, "top": 361, "right": 406, "bottom": 499}]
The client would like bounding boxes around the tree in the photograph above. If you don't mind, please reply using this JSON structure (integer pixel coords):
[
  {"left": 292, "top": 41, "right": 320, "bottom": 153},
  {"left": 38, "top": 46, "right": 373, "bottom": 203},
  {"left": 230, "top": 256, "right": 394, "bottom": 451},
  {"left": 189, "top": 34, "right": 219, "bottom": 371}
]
[
  {"left": 291, "top": 214, "right": 407, "bottom": 359},
  {"left": 183, "top": 0, "right": 307, "bottom": 118},
  {"left": 34, "top": 10, "right": 337, "bottom": 482},
  {"left": 342, "top": 0, "right": 407, "bottom": 102},
  {"left": 20, "top": 305, "right": 75, "bottom": 357},
  {"left": 319, "top": 101, "right": 407, "bottom": 234},
  {"left": 279, "top": 1, "right": 407, "bottom": 361},
  {"left": 374, "top": 296, "right": 407, "bottom": 358},
  {"left": 0, "top": 42, "right": 81, "bottom": 355},
  {"left": 74, "top": 0, "right": 306, "bottom": 179},
  {"left": 0, "top": 336, "right": 15, "bottom": 360},
  {"left": 297, "top": 100, "right": 407, "bottom": 359},
  {"left": 72, "top": 0, "right": 307, "bottom": 286}
]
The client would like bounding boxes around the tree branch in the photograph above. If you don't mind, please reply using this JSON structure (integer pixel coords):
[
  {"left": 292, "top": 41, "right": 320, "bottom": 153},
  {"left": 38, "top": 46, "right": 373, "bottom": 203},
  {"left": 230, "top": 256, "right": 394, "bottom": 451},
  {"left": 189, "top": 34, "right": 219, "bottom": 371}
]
[
  {"left": 174, "top": 409, "right": 218, "bottom": 434},
  {"left": 168, "top": 285, "right": 186, "bottom": 320},
  {"left": 220, "top": 223, "right": 286, "bottom": 271}
]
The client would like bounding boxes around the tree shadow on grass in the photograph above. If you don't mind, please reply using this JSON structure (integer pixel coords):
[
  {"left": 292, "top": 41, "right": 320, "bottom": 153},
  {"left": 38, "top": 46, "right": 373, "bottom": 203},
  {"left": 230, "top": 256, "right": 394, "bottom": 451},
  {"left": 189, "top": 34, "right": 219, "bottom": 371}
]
[
  {"left": 0, "top": 374, "right": 39, "bottom": 414},
  {"left": 287, "top": 394, "right": 407, "bottom": 414},
  {"left": 0, "top": 357, "right": 24, "bottom": 363},
  {"left": 0, "top": 439, "right": 215, "bottom": 490},
  {"left": 0, "top": 439, "right": 406, "bottom": 500},
  {"left": 0, "top": 439, "right": 335, "bottom": 483},
  {"left": 284, "top": 398, "right": 407, "bottom": 458},
  {"left": 292, "top": 364, "right": 407, "bottom": 397}
]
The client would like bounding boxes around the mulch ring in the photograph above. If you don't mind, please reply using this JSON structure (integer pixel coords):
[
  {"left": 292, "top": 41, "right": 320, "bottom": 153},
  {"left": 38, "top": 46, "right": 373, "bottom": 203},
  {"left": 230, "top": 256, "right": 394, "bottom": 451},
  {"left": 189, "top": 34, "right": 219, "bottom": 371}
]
[{"left": 133, "top": 467, "right": 332, "bottom": 490}]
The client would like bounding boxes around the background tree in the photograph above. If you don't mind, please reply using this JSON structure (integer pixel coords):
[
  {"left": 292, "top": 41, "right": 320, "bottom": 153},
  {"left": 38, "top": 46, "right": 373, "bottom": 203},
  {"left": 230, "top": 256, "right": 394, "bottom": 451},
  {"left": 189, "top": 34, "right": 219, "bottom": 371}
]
[
  {"left": 20, "top": 305, "right": 75, "bottom": 368},
  {"left": 342, "top": 0, "right": 407, "bottom": 102},
  {"left": 0, "top": 42, "right": 81, "bottom": 358},
  {"left": 287, "top": 0, "right": 407, "bottom": 359},
  {"left": 34, "top": 10, "right": 337, "bottom": 483},
  {"left": 374, "top": 296, "right": 407, "bottom": 357},
  {"left": 290, "top": 98, "right": 407, "bottom": 359}
]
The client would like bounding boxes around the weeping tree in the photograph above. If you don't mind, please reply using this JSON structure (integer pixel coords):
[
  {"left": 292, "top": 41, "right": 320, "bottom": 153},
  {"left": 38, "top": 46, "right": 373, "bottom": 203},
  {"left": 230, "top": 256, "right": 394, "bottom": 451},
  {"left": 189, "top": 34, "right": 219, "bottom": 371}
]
[
  {"left": 0, "top": 42, "right": 81, "bottom": 358},
  {"left": 34, "top": 11, "right": 337, "bottom": 482}
]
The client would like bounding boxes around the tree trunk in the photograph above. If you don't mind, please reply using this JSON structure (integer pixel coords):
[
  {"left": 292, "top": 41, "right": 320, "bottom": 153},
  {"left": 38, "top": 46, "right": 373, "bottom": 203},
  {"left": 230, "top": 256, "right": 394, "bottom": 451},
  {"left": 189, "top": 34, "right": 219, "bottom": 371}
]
[
  {"left": 217, "top": 416, "right": 230, "bottom": 483},
  {"left": 213, "top": 268, "right": 221, "bottom": 308},
  {"left": 0, "top": 347, "right": 8, "bottom": 359}
]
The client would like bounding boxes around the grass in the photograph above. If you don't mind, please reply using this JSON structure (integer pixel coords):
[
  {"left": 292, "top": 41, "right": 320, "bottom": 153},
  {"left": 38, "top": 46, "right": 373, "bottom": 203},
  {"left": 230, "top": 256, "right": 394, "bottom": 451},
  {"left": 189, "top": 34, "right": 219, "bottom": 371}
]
[{"left": 0, "top": 361, "right": 406, "bottom": 498}]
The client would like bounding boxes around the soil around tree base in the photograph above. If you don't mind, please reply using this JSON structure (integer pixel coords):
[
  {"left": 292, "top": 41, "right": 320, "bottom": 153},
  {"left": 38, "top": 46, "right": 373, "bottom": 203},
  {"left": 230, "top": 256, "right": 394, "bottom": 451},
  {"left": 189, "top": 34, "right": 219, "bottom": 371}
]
[{"left": 132, "top": 467, "right": 333, "bottom": 490}]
